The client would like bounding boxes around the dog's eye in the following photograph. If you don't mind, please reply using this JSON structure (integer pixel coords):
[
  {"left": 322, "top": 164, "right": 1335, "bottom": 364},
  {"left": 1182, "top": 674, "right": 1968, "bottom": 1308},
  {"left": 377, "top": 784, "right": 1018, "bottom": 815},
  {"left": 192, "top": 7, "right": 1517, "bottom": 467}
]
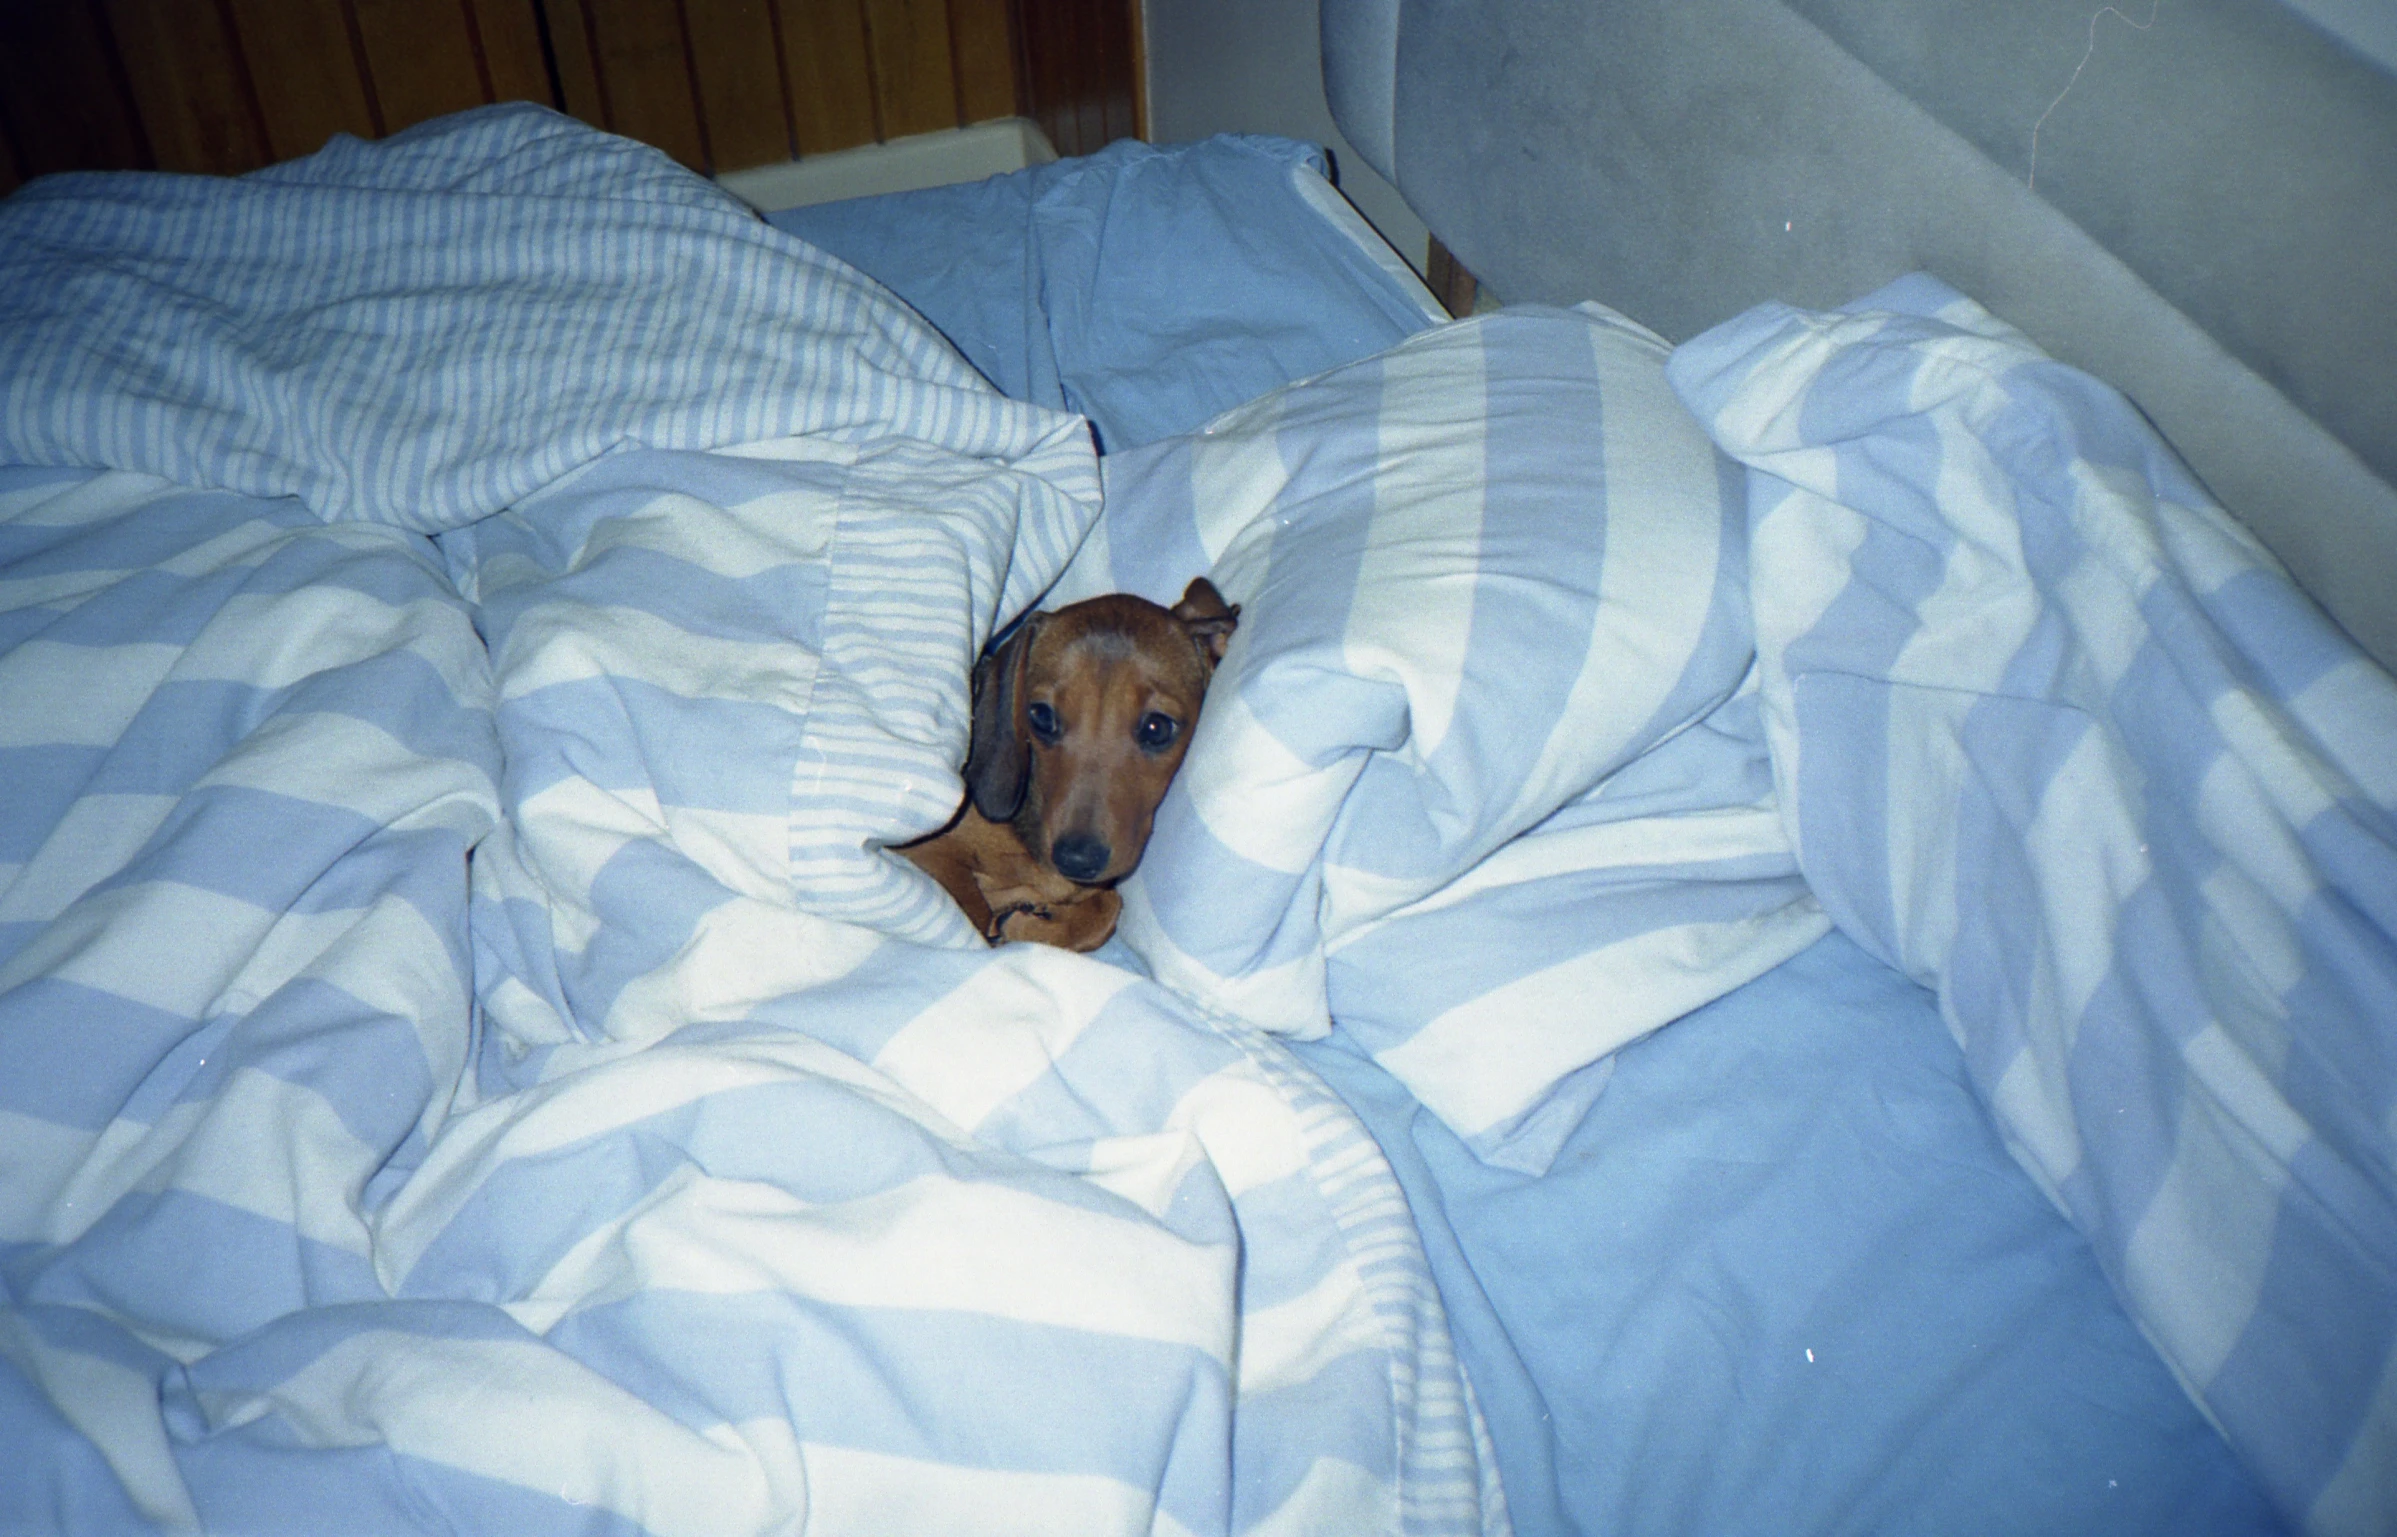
[
  {"left": 1025, "top": 702, "right": 1062, "bottom": 743},
  {"left": 1137, "top": 712, "right": 1180, "bottom": 751}
]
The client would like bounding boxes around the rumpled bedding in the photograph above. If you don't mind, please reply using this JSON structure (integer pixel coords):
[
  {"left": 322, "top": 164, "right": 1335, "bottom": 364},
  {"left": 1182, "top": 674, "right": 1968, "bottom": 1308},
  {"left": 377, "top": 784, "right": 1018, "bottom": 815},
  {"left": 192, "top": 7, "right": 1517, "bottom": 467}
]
[
  {"left": 1046, "top": 262, "right": 2394, "bottom": 1535},
  {"left": 6, "top": 95, "right": 2392, "bottom": 1537},
  {"left": 765, "top": 134, "right": 1442, "bottom": 455},
  {"left": 1672, "top": 275, "right": 2397, "bottom": 1537},
  {"left": 0, "top": 107, "right": 1499, "bottom": 1536},
  {"left": 1047, "top": 304, "right": 1832, "bottom": 1175}
]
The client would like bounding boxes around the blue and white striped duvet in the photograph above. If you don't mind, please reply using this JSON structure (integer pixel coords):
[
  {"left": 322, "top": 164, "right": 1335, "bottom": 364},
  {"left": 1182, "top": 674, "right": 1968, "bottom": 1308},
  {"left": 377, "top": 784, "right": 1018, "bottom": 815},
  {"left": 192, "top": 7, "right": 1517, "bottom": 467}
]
[
  {"left": 1671, "top": 275, "right": 2397, "bottom": 1537},
  {"left": 1052, "top": 305, "right": 1829, "bottom": 1173},
  {"left": 1047, "top": 267, "right": 2395, "bottom": 1531},
  {"left": 0, "top": 108, "right": 1499, "bottom": 1536},
  {"left": 10, "top": 94, "right": 2390, "bottom": 1537}
]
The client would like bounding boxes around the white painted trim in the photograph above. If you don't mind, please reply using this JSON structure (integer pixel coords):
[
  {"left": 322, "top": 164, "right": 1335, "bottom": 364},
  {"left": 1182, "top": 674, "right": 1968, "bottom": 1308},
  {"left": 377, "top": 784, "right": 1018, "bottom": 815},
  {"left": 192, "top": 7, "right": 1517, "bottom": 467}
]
[{"left": 716, "top": 119, "right": 1060, "bottom": 214}]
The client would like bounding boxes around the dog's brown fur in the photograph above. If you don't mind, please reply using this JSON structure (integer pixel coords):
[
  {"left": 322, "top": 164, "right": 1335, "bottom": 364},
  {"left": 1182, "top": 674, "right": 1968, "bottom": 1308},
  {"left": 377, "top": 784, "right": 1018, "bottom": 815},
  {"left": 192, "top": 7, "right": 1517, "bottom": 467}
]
[{"left": 902, "top": 578, "right": 1238, "bottom": 950}]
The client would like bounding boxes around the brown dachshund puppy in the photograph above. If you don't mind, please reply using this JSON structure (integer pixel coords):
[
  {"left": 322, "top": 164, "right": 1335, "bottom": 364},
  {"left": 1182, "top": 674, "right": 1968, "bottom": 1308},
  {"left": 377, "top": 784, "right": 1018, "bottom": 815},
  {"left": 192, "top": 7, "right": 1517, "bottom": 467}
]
[{"left": 902, "top": 578, "right": 1238, "bottom": 950}]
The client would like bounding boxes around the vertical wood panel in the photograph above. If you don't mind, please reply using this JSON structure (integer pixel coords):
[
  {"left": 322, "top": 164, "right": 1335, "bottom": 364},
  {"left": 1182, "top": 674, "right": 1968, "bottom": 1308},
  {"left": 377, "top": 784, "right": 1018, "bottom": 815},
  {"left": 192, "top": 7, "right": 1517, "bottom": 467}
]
[
  {"left": 1, "top": 0, "right": 1141, "bottom": 185},
  {"left": 1096, "top": 0, "right": 1131, "bottom": 143},
  {"left": 863, "top": 0, "right": 958, "bottom": 140},
  {"left": 103, "top": 0, "right": 270, "bottom": 173},
  {"left": 1074, "top": 0, "right": 1104, "bottom": 151},
  {"left": 471, "top": 0, "right": 558, "bottom": 105},
  {"left": 0, "top": 1, "right": 152, "bottom": 179},
  {"left": 684, "top": 0, "right": 791, "bottom": 170},
  {"left": 1017, "top": 0, "right": 1068, "bottom": 154},
  {"left": 1425, "top": 239, "right": 1478, "bottom": 321},
  {"left": 1, "top": 116, "right": 24, "bottom": 194},
  {"left": 777, "top": 0, "right": 878, "bottom": 154},
  {"left": 353, "top": 0, "right": 490, "bottom": 134},
  {"left": 546, "top": 1, "right": 610, "bottom": 126},
  {"left": 583, "top": 0, "right": 708, "bottom": 166},
  {"left": 225, "top": 0, "right": 380, "bottom": 159},
  {"left": 1125, "top": 0, "right": 1144, "bottom": 139},
  {"left": 1018, "top": 0, "right": 1132, "bottom": 157},
  {"left": 946, "top": 0, "right": 1016, "bottom": 125}
]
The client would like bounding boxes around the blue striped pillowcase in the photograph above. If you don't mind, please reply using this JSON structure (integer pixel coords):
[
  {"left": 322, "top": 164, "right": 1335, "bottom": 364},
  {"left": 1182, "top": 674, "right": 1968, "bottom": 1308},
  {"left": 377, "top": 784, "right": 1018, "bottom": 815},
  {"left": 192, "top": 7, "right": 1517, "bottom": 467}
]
[{"left": 1051, "top": 305, "right": 1824, "bottom": 1168}]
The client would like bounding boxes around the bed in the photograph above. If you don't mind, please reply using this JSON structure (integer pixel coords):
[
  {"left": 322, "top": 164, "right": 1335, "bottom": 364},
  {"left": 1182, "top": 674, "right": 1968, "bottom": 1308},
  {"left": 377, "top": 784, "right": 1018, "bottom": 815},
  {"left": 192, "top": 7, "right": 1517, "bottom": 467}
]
[{"left": 0, "top": 1, "right": 2391, "bottom": 1534}]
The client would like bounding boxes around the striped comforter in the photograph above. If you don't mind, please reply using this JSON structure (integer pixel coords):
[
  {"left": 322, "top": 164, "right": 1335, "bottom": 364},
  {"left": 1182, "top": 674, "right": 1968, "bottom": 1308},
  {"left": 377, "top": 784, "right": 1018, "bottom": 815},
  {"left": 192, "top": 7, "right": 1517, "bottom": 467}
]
[
  {"left": 0, "top": 108, "right": 1499, "bottom": 1536},
  {"left": 9, "top": 97, "right": 2391, "bottom": 1537},
  {"left": 1672, "top": 276, "right": 2397, "bottom": 1537}
]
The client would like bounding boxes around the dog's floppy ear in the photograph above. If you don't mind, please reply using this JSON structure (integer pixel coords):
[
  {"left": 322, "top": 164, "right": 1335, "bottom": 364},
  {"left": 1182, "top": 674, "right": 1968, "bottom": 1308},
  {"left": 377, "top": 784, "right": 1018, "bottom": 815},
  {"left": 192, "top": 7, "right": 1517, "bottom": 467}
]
[
  {"left": 1172, "top": 578, "right": 1240, "bottom": 667},
  {"left": 965, "top": 612, "right": 1043, "bottom": 820}
]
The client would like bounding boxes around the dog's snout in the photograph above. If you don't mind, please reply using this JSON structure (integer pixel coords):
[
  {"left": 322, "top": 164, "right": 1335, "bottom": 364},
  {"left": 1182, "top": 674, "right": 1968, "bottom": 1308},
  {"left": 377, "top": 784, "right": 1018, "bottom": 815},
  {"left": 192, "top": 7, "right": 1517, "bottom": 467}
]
[{"left": 1050, "top": 834, "right": 1112, "bottom": 884}]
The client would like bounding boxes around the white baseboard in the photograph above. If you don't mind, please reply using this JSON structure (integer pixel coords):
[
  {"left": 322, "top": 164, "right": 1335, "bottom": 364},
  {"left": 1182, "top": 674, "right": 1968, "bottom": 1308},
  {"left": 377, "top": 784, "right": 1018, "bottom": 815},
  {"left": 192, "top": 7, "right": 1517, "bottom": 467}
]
[{"left": 717, "top": 119, "right": 1061, "bottom": 213}]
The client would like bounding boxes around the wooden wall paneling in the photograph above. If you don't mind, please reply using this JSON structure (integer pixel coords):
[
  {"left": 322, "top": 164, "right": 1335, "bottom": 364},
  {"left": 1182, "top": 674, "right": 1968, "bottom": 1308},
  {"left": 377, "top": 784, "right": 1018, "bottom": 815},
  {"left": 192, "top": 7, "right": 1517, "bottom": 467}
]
[
  {"left": 1018, "top": 0, "right": 1133, "bottom": 158},
  {"left": 946, "top": 0, "right": 1017, "bottom": 126},
  {"left": 1125, "top": 0, "right": 1145, "bottom": 140},
  {"left": 102, "top": 0, "right": 270, "bottom": 174},
  {"left": 1072, "top": 0, "right": 1105, "bottom": 152},
  {"left": 469, "top": 0, "right": 559, "bottom": 106},
  {"left": 0, "top": 1, "right": 152, "bottom": 180},
  {"left": 1094, "top": 0, "right": 1132, "bottom": 144},
  {"left": 683, "top": 0, "right": 793, "bottom": 171},
  {"left": 351, "top": 0, "right": 491, "bottom": 135},
  {"left": 224, "top": 0, "right": 380, "bottom": 160},
  {"left": 863, "top": 0, "right": 959, "bottom": 140},
  {"left": 544, "top": 0, "right": 610, "bottom": 127},
  {"left": 579, "top": 0, "right": 709, "bottom": 166},
  {"left": 1021, "top": 0, "right": 1134, "bottom": 157},
  {"left": 1016, "top": 0, "right": 1069, "bottom": 154},
  {"left": 0, "top": 0, "right": 1141, "bottom": 187},
  {"left": 777, "top": 0, "right": 878, "bottom": 155},
  {"left": 1425, "top": 238, "right": 1479, "bottom": 321}
]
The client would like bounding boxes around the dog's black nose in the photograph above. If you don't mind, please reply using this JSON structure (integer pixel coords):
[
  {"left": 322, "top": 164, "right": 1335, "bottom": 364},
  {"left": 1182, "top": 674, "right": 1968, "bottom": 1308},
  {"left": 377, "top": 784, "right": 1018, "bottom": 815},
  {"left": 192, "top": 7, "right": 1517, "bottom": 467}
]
[{"left": 1050, "top": 834, "right": 1111, "bottom": 884}]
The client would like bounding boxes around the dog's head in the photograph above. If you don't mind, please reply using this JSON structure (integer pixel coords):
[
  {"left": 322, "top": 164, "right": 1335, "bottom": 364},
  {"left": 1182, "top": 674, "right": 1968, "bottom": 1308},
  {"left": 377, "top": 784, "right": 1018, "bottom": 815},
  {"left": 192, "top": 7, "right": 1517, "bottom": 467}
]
[{"left": 965, "top": 577, "right": 1239, "bottom": 886}]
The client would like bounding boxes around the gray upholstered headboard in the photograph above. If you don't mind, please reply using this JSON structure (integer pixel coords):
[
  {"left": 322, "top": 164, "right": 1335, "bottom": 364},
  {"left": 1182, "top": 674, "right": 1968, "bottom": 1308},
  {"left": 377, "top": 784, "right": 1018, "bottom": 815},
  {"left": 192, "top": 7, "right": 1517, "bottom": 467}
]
[{"left": 1322, "top": 0, "right": 2397, "bottom": 672}]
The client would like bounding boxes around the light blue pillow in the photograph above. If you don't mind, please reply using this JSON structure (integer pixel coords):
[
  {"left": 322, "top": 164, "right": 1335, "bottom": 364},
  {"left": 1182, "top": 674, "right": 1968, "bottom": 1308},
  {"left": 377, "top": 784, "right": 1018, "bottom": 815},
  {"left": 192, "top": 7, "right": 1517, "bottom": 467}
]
[{"left": 766, "top": 134, "right": 1441, "bottom": 454}]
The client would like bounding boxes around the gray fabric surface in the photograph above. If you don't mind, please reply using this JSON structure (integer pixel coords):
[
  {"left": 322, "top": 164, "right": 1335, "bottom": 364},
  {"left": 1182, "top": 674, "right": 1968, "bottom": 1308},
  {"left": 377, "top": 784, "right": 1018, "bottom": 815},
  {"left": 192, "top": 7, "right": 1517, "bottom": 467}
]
[
  {"left": 1787, "top": 0, "right": 2396, "bottom": 490},
  {"left": 1334, "top": 0, "right": 2397, "bottom": 669},
  {"left": 1320, "top": 0, "right": 1402, "bottom": 179}
]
